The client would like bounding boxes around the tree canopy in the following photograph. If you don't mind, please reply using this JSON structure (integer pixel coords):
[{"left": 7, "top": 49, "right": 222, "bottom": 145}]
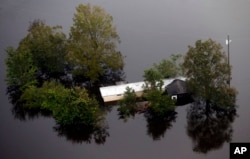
[
  {"left": 5, "top": 19, "right": 69, "bottom": 95},
  {"left": 20, "top": 20, "right": 67, "bottom": 80},
  {"left": 67, "top": 4, "right": 124, "bottom": 84},
  {"left": 183, "top": 39, "right": 237, "bottom": 109},
  {"left": 5, "top": 4, "right": 126, "bottom": 127}
]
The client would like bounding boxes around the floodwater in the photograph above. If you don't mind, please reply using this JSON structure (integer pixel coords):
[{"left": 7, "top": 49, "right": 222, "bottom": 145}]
[{"left": 1, "top": 0, "right": 250, "bottom": 159}]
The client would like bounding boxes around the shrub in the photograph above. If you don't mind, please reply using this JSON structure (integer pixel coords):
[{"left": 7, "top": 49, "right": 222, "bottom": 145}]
[
  {"left": 118, "top": 87, "right": 137, "bottom": 117},
  {"left": 143, "top": 63, "right": 176, "bottom": 118},
  {"left": 52, "top": 87, "right": 101, "bottom": 126},
  {"left": 20, "top": 81, "right": 101, "bottom": 126},
  {"left": 144, "top": 89, "right": 175, "bottom": 118}
]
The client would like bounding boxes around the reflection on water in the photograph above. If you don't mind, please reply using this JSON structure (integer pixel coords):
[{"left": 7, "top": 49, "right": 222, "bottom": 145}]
[
  {"left": 7, "top": 86, "right": 52, "bottom": 121},
  {"left": 145, "top": 111, "right": 177, "bottom": 141},
  {"left": 11, "top": 99, "right": 110, "bottom": 145},
  {"left": 8, "top": 85, "right": 110, "bottom": 145},
  {"left": 54, "top": 124, "right": 109, "bottom": 145},
  {"left": 186, "top": 101, "right": 237, "bottom": 154},
  {"left": 11, "top": 104, "right": 51, "bottom": 121}
]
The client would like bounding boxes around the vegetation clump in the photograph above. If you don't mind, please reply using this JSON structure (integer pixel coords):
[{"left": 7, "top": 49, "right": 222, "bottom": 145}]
[
  {"left": 118, "top": 87, "right": 137, "bottom": 118},
  {"left": 5, "top": 3, "right": 125, "bottom": 127},
  {"left": 143, "top": 58, "right": 177, "bottom": 118},
  {"left": 20, "top": 81, "right": 101, "bottom": 126}
]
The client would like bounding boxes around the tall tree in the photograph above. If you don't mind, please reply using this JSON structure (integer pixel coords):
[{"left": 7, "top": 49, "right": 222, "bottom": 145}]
[
  {"left": 20, "top": 19, "right": 67, "bottom": 80},
  {"left": 66, "top": 4, "right": 124, "bottom": 85},
  {"left": 183, "top": 39, "right": 237, "bottom": 110},
  {"left": 5, "top": 20, "right": 68, "bottom": 108}
]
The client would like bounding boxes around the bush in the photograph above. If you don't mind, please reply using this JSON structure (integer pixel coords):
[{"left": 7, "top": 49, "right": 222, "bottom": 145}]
[
  {"left": 19, "top": 85, "right": 43, "bottom": 109},
  {"left": 20, "top": 81, "right": 101, "bottom": 126},
  {"left": 52, "top": 87, "right": 101, "bottom": 126},
  {"left": 5, "top": 47, "right": 37, "bottom": 91},
  {"left": 118, "top": 87, "right": 137, "bottom": 117},
  {"left": 144, "top": 89, "right": 175, "bottom": 118},
  {"left": 143, "top": 62, "right": 176, "bottom": 118}
]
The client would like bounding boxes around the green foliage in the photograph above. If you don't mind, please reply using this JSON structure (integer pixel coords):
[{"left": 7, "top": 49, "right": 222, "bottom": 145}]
[
  {"left": 5, "top": 5, "right": 126, "bottom": 127},
  {"left": 20, "top": 81, "right": 101, "bottom": 126},
  {"left": 143, "top": 68, "right": 164, "bottom": 91},
  {"left": 183, "top": 39, "right": 237, "bottom": 108},
  {"left": 19, "top": 85, "right": 42, "bottom": 109},
  {"left": 144, "top": 89, "right": 175, "bottom": 117},
  {"left": 118, "top": 87, "right": 137, "bottom": 117},
  {"left": 52, "top": 86, "right": 101, "bottom": 126},
  {"left": 66, "top": 3, "right": 124, "bottom": 83},
  {"left": 211, "top": 87, "right": 238, "bottom": 109},
  {"left": 5, "top": 47, "right": 37, "bottom": 91},
  {"left": 153, "top": 54, "right": 183, "bottom": 78},
  {"left": 20, "top": 19, "right": 67, "bottom": 79},
  {"left": 143, "top": 63, "right": 176, "bottom": 117}
]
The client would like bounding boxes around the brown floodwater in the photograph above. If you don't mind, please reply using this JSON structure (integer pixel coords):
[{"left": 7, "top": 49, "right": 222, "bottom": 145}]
[{"left": 1, "top": 0, "right": 250, "bottom": 159}]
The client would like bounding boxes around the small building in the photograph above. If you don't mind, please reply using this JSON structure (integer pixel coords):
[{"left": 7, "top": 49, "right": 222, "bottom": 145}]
[{"left": 164, "top": 79, "right": 193, "bottom": 105}]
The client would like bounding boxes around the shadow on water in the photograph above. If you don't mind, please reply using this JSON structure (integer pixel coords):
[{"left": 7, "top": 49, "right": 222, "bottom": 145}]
[
  {"left": 186, "top": 101, "right": 238, "bottom": 154},
  {"left": 145, "top": 111, "right": 177, "bottom": 141}
]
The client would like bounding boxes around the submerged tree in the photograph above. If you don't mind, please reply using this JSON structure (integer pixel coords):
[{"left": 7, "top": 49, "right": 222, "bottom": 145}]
[
  {"left": 20, "top": 19, "right": 67, "bottom": 80},
  {"left": 20, "top": 80, "right": 103, "bottom": 127},
  {"left": 67, "top": 3, "right": 124, "bottom": 85},
  {"left": 5, "top": 19, "right": 69, "bottom": 104},
  {"left": 143, "top": 66, "right": 176, "bottom": 118},
  {"left": 183, "top": 39, "right": 237, "bottom": 111},
  {"left": 5, "top": 4, "right": 127, "bottom": 131},
  {"left": 118, "top": 87, "right": 137, "bottom": 118}
]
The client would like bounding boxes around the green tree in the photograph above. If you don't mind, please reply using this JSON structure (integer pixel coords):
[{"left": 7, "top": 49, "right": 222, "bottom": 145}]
[
  {"left": 19, "top": 19, "right": 67, "bottom": 80},
  {"left": 118, "top": 87, "right": 137, "bottom": 117},
  {"left": 183, "top": 39, "right": 237, "bottom": 110},
  {"left": 143, "top": 68, "right": 163, "bottom": 91},
  {"left": 20, "top": 81, "right": 102, "bottom": 126},
  {"left": 153, "top": 54, "right": 183, "bottom": 78},
  {"left": 66, "top": 3, "right": 124, "bottom": 84},
  {"left": 143, "top": 66, "right": 175, "bottom": 118},
  {"left": 144, "top": 89, "right": 175, "bottom": 117},
  {"left": 5, "top": 47, "right": 37, "bottom": 91}
]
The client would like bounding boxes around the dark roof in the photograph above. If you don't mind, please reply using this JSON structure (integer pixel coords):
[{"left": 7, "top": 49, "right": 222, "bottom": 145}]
[{"left": 164, "top": 79, "right": 189, "bottom": 96}]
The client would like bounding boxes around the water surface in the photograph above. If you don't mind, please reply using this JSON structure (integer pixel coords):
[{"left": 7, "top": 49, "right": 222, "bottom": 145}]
[{"left": 1, "top": 1, "right": 250, "bottom": 159}]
